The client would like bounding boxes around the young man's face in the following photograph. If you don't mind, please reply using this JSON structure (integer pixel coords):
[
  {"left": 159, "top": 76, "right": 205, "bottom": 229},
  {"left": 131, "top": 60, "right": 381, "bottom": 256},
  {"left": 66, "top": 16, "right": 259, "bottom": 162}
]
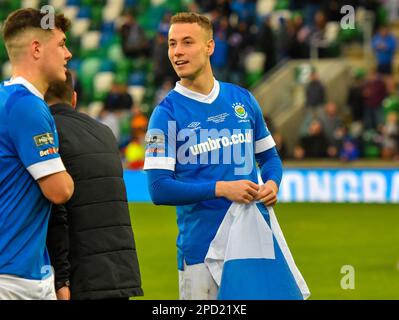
[
  {"left": 41, "top": 28, "right": 72, "bottom": 83},
  {"left": 168, "top": 23, "right": 214, "bottom": 80}
]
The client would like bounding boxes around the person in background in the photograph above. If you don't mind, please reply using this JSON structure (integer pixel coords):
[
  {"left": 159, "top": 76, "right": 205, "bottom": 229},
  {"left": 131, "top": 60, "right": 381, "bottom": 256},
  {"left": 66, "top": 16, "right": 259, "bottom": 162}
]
[{"left": 45, "top": 71, "right": 143, "bottom": 300}]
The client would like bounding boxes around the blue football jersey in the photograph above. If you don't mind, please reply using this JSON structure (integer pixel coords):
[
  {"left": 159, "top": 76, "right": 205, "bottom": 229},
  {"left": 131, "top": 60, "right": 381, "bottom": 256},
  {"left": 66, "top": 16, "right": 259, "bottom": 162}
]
[
  {"left": 0, "top": 77, "right": 66, "bottom": 280},
  {"left": 144, "top": 80, "right": 276, "bottom": 269}
]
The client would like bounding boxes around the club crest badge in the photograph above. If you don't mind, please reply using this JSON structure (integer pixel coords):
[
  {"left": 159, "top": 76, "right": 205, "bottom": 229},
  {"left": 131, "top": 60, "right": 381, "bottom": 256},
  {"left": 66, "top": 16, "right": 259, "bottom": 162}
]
[{"left": 232, "top": 103, "right": 247, "bottom": 119}]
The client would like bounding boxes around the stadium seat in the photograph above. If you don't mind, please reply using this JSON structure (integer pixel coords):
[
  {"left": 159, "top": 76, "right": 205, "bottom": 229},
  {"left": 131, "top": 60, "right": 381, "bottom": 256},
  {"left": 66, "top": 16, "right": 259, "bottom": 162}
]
[
  {"left": 2, "top": 61, "right": 12, "bottom": 80},
  {"left": 256, "top": 0, "right": 276, "bottom": 17},
  {"left": 101, "top": 21, "right": 115, "bottom": 33},
  {"left": 49, "top": 0, "right": 67, "bottom": 9},
  {"left": 66, "top": 0, "right": 80, "bottom": 5},
  {"left": 107, "top": 43, "right": 124, "bottom": 63},
  {"left": 383, "top": 96, "right": 399, "bottom": 117},
  {"left": 124, "top": 0, "right": 137, "bottom": 6},
  {"left": 128, "top": 85, "right": 145, "bottom": 105},
  {"left": 21, "top": 0, "right": 40, "bottom": 8},
  {"left": 81, "top": 31, "right": 101, "bottom": 50},
  {"left": 128, "top": 71, "right": 146, "bottom": 86},
  {"left": 244, "top": 51, "right": 265, "bottom": 73},
  {"left": 102, "top": 2, "right": 123, "bottom": 23},
  {"left": 71, "top": 18, "right": 90, "bottom": 37},
  {"left": 275, "top": 0, "right": 289, "bottom": 10},
  {"left": 79, "top": 57, "right": 101, "bottom": 78},
  {"left": 325, "top": 22, "right": 340, "bottom": 44},
  {"left": 77, "top": 6, "right": 91, "bottom": 18},
  {"left": 270, "top": 10, "right": 291, "bottom": 30},
  {"left": 67, "top": 58, "right": 82, "bottom": 72},
  {"left": 99, "top": 59, "right": 115, "bottom": 72},
  {"left": 90, "top": 5, "right": 103, "bottom": 30},
  {"left": 63, "top": 5, "right": 79, "bottom": 20},
  {"left": 94, "top": 71, "right": 115, "bottom": 94},
  {"left": 87, "top": 101, "right": 104, "bottom": 118}
]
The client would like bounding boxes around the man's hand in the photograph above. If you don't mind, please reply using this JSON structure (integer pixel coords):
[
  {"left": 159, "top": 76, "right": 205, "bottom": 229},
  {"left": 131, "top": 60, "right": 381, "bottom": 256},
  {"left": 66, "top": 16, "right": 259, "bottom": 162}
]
[
  {"left": 255, "top": 180, "right": 279, "bottom": 206},
  {"left": 216, "top": 180, "right": 259, "bottom": 204},
  {"left": 56, "top": 286, "right": 71, "bottom": 300}
]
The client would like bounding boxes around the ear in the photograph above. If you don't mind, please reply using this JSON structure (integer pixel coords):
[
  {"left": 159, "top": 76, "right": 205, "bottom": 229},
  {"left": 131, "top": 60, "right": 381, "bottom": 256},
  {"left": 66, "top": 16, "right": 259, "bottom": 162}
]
[
  {"left": 207, "top": 39, "right": 215, "bottom": 56},
  {"left": 31, "top": 40, "right": 42, "bottom": 60},
  {"left": 71, "top": 91, "right": 77, "bottom": 109}
]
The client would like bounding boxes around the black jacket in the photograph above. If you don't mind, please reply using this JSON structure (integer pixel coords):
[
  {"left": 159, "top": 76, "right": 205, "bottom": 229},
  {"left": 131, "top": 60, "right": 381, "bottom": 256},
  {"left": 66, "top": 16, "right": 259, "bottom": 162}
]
[{"left": 46, "top": 103, "right": 143, "bottom": 300}]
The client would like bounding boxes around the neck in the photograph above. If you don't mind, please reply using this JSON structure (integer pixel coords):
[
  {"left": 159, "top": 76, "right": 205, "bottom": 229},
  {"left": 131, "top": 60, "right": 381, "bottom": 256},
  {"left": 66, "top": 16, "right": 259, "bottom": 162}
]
[
  {"left": 12, "top": 65, "right": 48, "bottom": 96},
  {"left": 179, "top": 65, "right": 214, "bottom": 95}
]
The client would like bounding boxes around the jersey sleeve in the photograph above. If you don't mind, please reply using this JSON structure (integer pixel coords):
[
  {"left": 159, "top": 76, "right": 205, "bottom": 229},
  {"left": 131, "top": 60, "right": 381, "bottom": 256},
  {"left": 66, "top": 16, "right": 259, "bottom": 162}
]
[
  {"left": 144, "top": 104, "right": 176, "bottom": 171},
  {"left": 249, "top": 92, "right": 276, "bottom": 154},
  {"left": 7, "top": 95, "right": 65, "bottom": 180}
]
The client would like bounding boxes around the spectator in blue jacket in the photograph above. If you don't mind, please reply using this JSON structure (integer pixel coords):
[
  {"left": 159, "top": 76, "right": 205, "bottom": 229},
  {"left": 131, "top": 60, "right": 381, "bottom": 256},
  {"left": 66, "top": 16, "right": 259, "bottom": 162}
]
[{"left": 372, "top": 25, "right": 397, "bottom": 75}]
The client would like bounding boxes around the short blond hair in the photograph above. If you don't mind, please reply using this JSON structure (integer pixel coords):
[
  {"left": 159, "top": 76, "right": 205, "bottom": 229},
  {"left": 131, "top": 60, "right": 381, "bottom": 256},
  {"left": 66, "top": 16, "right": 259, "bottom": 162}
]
[{"left": 170, "top": 12, "right": 213, "bottom": 39}]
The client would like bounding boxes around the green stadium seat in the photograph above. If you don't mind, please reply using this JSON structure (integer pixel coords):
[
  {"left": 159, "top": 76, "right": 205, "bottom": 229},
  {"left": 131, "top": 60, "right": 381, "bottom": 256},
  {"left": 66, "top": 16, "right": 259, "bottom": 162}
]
[
  {"left": 107, "top": 43, "right": 124, "bottom": 62},
  {"left": 383, "top": 95, "right": 399, "bottom": 118}
]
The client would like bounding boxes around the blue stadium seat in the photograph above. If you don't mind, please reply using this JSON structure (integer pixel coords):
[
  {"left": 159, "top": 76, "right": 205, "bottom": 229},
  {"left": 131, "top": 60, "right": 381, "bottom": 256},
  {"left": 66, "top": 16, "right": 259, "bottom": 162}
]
[
  {"left": 101, "top": 22, "right": 115, "bottom": 33},
  {"left": 128, "top": 71, "right": 146, "bottom": 86},
  {"left": 66, "top": 0, "right": 81, "bottom": 5},
  {"left": 67, "top": 58, "right": 82, "bottom": 72},
  {"left": 77, "top": 6, "right": 91, "bottom": 18},
  {"left": 99, "top": 31, "right": 116, "bottom": 47},
  {"left": 99, "top": 59, "right": 116, "bottom": 72},
  {"left": 124, "top": 0, "right": 138, "bottom": 6}
]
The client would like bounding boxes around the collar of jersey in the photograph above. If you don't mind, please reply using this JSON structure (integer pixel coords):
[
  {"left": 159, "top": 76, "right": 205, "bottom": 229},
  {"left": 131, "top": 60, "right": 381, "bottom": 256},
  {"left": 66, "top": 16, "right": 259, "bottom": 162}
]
[
  {"left": 4, "top": 76, "right": 44, "bottom": 100},
  {"left": 174, "top": 79, "right": 220, "bottom": 104}
]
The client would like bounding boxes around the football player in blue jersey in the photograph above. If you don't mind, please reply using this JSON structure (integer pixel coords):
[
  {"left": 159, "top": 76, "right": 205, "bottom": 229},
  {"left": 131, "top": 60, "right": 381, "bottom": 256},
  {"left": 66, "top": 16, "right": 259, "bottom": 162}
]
[
  {"left": 144, "top": 12, "right": 283, "bottom": 299},
  {"left": 0, "top": 8, "right": 74, "bottom": 299}
]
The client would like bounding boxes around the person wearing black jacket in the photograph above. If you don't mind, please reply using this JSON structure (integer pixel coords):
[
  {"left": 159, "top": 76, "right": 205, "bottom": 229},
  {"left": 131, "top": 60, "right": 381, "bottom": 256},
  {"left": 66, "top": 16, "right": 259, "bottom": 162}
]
[{"left": 45, "top": 71, "right": 143, "bottom": 300}]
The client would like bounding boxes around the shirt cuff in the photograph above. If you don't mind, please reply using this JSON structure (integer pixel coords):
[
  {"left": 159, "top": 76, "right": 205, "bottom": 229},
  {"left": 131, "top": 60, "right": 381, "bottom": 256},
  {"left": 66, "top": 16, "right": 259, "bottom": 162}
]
[
  {"left": 27, "top": 157, "right": 66, "bottom": 180},
  {"left": 144, "top": 157, "right": 176, "bottom": 171},
  {"left": 255, "top": 135, "right": 276, "bottom": 154}
]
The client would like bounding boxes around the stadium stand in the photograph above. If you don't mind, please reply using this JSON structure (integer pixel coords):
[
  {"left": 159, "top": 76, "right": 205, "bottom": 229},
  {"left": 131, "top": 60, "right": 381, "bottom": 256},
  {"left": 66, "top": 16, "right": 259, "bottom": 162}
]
[{"left": 1, "top": 0, "right": 398, "bottom": 165}]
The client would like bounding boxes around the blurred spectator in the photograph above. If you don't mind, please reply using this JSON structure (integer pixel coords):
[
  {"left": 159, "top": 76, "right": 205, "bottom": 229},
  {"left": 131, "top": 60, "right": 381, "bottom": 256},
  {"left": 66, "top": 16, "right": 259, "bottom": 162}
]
[
  {"left": 273, "top": 132, "right": 287, "bottom": 160},
  {"left": 275, "top": 17, "right": 291, "bottom": 62},
  {"left": 263, "top": 114, "right": 275, "bottom": 134},
  {"left": 154, "top": 79, "right": 174, "bottom": 106},
  {"left": 305, "top": 69, "right": 326, "bottom": 112},
  {"left": 152, "top": 32, "right": 177, "bottom": 86},
  {"left": 319, "top": 102, "right": 345, "bottom": 157},
  {"left": 384, "top": 0, "right": 399, "bottom": 23},
  {"left": 381, "top": 111, "right": 399, "bottom": 159},
  {"left": 288, "top": 13, "right": 309, "bottom": 59},
  {"left": 211, "top": 16, "right": 230, "bottom": 81},
  {"left": 257, "top": 15, "right": 277, "bottom": 74},
  {"left": 347, "top": 69, "right": 365, "bottom": 122},
  {"left": 296, "top": 119, "right": 329, "bottom": 158},
  {"left": 308, "top": 11, "right": 332, "bottom": 59},
  {"left": 340, "top": 135, "right": 361, "bottom": 162},
  {"left": 104, "top": 82, "right": 134, "bottom": 112},
  {"left": 303, "top": 0, "right": 322, "bottom": 27},
  {"left": 230, "top": 0, "right": 256, "bottom": 25},
  {"left": 362, "top": 69, "right": 387, "bottom": 129},
  {"left": 124, "top": 128, "right": 146, "bottom": 170},
  {"left": 372, "top": 25, "right": 397, "bottom": 75},
  {"left": 324, "top": 0, "right": 342, "bottom": 22},
  {"left": 227, "top": 21, "right": 251, "bottom": 85},
  {"left": 69, "top": 69, "right": 82, "bottom": 109},
  {"left": 119, "top": 12, "right": 150, "bottom": 59},
  {"left": 125, "top": 107, "right": 148, "bottom": 169},
  {"left": 158, "top": 12, "right": 172, "bottom": 37}
]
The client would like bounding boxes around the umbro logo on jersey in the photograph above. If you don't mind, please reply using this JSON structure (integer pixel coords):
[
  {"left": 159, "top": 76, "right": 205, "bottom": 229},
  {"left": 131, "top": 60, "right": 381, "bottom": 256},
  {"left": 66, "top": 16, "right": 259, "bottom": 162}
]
[{"left": 187, "top": 122, "right": 201, "bottom": 129}]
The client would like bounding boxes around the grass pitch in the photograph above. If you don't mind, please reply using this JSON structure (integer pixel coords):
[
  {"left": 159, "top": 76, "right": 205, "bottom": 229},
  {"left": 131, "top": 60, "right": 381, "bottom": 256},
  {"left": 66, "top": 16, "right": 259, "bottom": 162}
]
[{"left": 129, "top": 203, "right": 399, "bottom": 300}]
